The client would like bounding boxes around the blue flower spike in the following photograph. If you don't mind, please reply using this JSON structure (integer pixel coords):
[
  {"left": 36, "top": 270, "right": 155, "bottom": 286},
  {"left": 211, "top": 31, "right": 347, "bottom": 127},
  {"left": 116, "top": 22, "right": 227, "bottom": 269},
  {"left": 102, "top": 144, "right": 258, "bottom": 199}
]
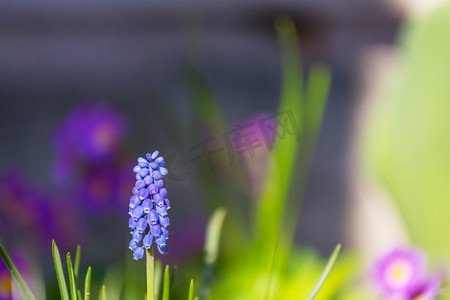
[{"left": 128, "top": 151, "right": 170, "bottom": 260}]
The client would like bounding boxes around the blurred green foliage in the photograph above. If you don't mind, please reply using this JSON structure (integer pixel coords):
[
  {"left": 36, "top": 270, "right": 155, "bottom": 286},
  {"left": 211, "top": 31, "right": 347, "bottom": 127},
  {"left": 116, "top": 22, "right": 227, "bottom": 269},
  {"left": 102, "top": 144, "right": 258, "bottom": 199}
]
[
  {"left": 363, "top": 2, "right": 450, "bottom": 260},
  {"left": 183, "top": 16, "right": 353, "bottom": 300}
]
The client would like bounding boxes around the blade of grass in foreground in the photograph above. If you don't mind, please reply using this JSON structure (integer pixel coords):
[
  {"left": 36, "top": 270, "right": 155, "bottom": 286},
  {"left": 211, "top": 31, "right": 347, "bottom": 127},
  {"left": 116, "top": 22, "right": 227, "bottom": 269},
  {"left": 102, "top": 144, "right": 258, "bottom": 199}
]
[
  {"left": 162, "top": 265, "right": 170, "bottom": 300},
  {"left": 66, "top": 253, "right": 77, "bottom": 300},
  {"left": 101, "top": 260, "right": 124, "bottom": 300},
  {"left": 0, "top": 239, "right": 36, "bottom": 300},
  {"left": 74, "top": 245, "right": 81, "bottom": 280},
  {"left": 200, "top": 207, "right": 227, "bottom": 300},
  {"left": 305, "top": 244, "right": 341, "bottom": 300},
  {"left": 52, "top": 240, "right": 70, "bottom": 300},
  {"left": 188, "top": 279, "right": 194, "bottom": 300},
  {"left": 101, "top": 285, "right": 107, "bottom": 300},
  {"left": 84, "top": 267, "right": 91, "bottom": 300},
  {"left": 170, "top": 265, "right": 178, "bottom": 292}
]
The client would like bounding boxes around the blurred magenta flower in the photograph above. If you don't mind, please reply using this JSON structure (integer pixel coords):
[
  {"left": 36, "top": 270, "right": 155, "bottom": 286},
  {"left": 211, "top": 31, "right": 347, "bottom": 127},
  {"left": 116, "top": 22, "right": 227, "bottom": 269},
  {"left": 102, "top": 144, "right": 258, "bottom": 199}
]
[
  {"left": 373, "top": 247, "right": 427, "bottom": 298},
  {"left": 52, "top": 102, "right": 126, "bottom": 184},
  {"left": 407, "top": 274, "right": 442, "bottom": 300}
]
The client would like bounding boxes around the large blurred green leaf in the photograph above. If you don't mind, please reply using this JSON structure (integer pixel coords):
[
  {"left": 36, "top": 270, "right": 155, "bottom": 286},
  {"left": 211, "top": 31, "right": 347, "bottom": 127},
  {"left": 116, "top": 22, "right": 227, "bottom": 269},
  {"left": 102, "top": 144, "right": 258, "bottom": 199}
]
[{"left": 363, "top": 2, "right": 450, "bottom": 258}]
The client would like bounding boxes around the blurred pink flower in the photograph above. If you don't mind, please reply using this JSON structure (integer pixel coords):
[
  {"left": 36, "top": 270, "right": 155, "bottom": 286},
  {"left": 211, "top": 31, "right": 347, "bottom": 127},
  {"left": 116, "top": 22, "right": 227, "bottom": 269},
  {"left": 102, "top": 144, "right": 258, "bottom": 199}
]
[
  {"left": 373, "top": 247, "right": 427, "bottom": 298},
  {"left": 406, "top": 273, "right": 442, "bottom": 300}
]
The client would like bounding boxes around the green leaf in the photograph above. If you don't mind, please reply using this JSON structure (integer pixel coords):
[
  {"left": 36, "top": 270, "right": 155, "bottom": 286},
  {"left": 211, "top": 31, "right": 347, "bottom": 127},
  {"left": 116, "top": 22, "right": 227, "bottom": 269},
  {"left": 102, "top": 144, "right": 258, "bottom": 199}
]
[
  {"left": 52, "top": 240, "right": 70, "bottom": 300},
  {"left": 74, "top": 245, "right": 81, "bottom": 280},
  {"left": 170, "top": 265, "right": 178, "bottom": 292},
  {"left": 204, "top": 208, "right": 227, "bottom": 265},
  {"left": 255, "top": 16, "right": 304, "bottom": 250},
  {"left": 101, "top": 285, "right": 107, "bottom": 300},
  {"left": 252, "top": 17, "right": 331, "bottom": 300},
  {"left": 66, "top": 253, "right": 78, "bottom": 300},
  {"left": 182, "top": 64, "right": 227, "bottom": 131},
  {"left": 305, "top": 244, "right": 341, "bottom": 300},
  {"left": 77, "top": 290, "right": 82, "bottom": 300},
  {"left": 162, "top": 265, "right": 170, "bottom": 300},
  {"left": 200, "top": 208, "right": 227, "bottom": 300},
  {"left": 304, "top": 64, "right": 332, "bottom": 142},
  {"left": 0, "top": 239, "right": 36, "bottom": 300},
  {"left": 101, "top": 260, "right": 124, "bottom": 300},
  {"left": 84, "top": 267, "right": 91, "bottom": 300},
  {"left": 188, "top": 279, "right": 194, "bottom": 300},
  {"left": 362, "top": 2, "right": 450, "bottom": 259}
]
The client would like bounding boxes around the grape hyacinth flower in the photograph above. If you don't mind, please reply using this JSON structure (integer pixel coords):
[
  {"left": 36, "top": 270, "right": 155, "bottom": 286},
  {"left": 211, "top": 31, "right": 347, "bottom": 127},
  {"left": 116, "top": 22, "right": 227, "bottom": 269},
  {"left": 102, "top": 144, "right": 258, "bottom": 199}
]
[
  {"left": 373, "top": 247, "right": 427, "bottom": 298},
  {"left": 128, "top": 151, "right": 170, "bottom": 259}
]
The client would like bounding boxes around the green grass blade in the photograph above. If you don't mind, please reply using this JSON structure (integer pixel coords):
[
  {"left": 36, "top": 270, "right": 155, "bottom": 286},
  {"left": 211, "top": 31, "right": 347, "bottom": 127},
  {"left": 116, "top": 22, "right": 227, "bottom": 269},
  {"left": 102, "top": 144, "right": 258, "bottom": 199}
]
[
  {"left": 0, "top": 240, "right": 36, "bottom": 300},
  {"left": 52, "top": 240, "right": 70, "bottom": 300},
  {"left": 162, "top": 265, "right": 170, "bottom": 300},
  {"left": 66, "top": 253, "right": 78, "bottom": 300},
  {"left": 77, "top": 290, "right": 82, "bottom": 300},
  {"left": 84, "top": 267, "right": 91, "bottom": 300},
  {"left": 200, "top": 208, "right": 227, "bottom": 300},
  {"left": 170, "top": 265, "right": 178, "bottom": 292},
  {"left": 204, "top": 208, "right": 227, "bottom": 265},
  {"left": 187, "top": 279, "right": 194, "bottom": 300},
  {"left": 101, "top": 285, "right": 107, "bottom": 300},
  {"left": 101, "top": 260, "right": 124, "bottom": 300},
  {"left": 305, "top": 64, "right": 331, "bottom": 140},
  {"left": 305, "top": 244, "right": 341, "bottom": 300},
  {"left": 74, "top": 245, "right": 81, "bottom": 280},
  {"left": 182, "top": 64, "right": 227, "bottom": 131},
  {"left": 253, "top": 17, "right": 331, "bottom": 300},
  {"left": 154, "top": 260, "right": 162, "bottom": 300}
]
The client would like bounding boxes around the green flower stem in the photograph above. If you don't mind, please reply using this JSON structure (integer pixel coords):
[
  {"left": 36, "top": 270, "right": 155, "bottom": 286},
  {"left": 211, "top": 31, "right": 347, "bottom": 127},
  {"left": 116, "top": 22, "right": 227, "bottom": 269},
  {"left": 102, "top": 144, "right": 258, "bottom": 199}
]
[{"left": 146, "top": 247, "right": 155, "bottom": 300}]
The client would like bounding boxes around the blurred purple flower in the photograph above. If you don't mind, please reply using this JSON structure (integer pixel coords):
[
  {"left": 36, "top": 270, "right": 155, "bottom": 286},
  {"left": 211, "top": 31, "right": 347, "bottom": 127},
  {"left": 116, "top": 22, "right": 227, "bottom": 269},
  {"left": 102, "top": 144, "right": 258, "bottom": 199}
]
[
  {"left": 0, "top": 172, "right": 53, "bottom": 245},
  {"left": 49, "top": 195, "right": 85, "bottom": 248},
  {"left": 52, "top": 102, "right": 126, "bottom": 184},
  {"left": 76, "top": 165, "right": 133, "bottom": 213},
  {"left": 373, "top": 247, "right": 427, "bottom": 298},
  {"left": 164, "top": 219, "right": 205, "bottom": 265},
  {"left": 0, "top": 264, "right": 11, "bottom": 300},
  {"left": 405, "top": 273, "right": 442, "bottom": 300}
]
